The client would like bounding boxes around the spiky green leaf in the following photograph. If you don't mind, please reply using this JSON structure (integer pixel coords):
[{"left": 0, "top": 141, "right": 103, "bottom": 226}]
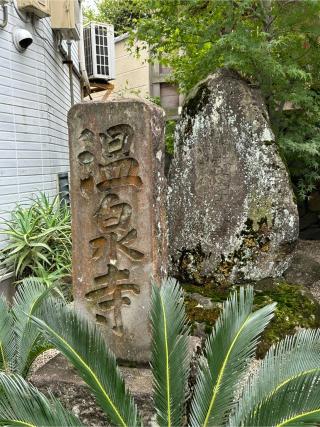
[
  {"left": 0, "top": 297, "right": 14, "bottom": 373},
  {"left": 0, "top": 373, "right": 83, "bottom": 426},
  {"left": 31, "top": 300, "right": 141, "bottom": 427},
  {"left": 12, "top": 277, "right": 60, "bottom": 375},
  {"left": 243, "top": 371, "right": 320, "bottom": 426},
  {"left": 190, "top": 286, "right": 276, "bottom": 427},
  {"left": 231, "top": 328, "right": 320, "bottom": 426},
  {"left": 151, "top": 279, "right": 190, "bottom": 427}
]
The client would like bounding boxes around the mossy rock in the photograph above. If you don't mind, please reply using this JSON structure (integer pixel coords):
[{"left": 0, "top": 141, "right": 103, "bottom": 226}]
[
  {"left": 185, "top": 297, "right": 220, "bottom": 333},
  {"left": 254, "top": 282, "right": 320, "bottom": 357},
  {"left": 182, "top": 281, "right": 320, "bottom": 358}
]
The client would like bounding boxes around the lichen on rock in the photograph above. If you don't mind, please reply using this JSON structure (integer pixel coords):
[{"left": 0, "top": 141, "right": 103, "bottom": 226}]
[{"left": 168, "top": 69, "right": 299, "bottom": 285}]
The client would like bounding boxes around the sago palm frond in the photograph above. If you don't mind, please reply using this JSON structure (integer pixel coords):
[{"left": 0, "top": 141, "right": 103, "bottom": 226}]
[
  {"left": 0, "top": 297, "right": 14, "bottom": 373},
  {"left": 190, "top": 286, "right": 276, "bottom": 427},
  {"left": 31, "top": 299, "right": 141, "bottom": 427},
  {"left": 0, "top": 373, "right": 83, "bottom": 426},
  {"left": 242, "top": 371, "right": 320, "bottom": 426},
  {"left": 151, "top": 279, "right": 190, "bottom": 427},
  {"left": 230, "top": 328, "right": 320, "bottom": 426},
  {"left": 12, "top": 277, "right": 61, "bottom": 376}
]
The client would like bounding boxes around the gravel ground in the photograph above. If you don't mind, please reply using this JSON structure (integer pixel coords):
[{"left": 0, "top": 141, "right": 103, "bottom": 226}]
[{"left": 297, "top": 240, "right": 320, "bottom": 264}]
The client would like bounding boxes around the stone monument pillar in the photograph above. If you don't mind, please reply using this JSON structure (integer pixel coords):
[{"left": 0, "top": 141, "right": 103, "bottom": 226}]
[{"left": 68, "top": 99, "right": 167, "bottom": 363}]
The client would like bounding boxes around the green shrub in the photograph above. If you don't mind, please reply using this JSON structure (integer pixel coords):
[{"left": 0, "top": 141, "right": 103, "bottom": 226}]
[{"left": 0, "top": 192, "right": 71, "bottom": 281}]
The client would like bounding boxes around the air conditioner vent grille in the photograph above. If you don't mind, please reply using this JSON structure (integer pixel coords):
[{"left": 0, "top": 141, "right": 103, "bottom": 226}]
[
  {"left": 84, "top": 26, "right": 93, "bottom": 77},
  {"left": 83, "top": 23, "right": 115, "bottom": 81}
]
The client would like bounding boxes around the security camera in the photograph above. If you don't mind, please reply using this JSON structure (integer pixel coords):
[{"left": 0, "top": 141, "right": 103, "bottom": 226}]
[{"left": 13, "top": 28, "right": 33, "bottom": 52}]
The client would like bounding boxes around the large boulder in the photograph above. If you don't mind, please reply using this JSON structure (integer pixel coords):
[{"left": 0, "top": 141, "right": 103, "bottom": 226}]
[{"left": 168, "top": 70, "right": 299, "bottom": 285}]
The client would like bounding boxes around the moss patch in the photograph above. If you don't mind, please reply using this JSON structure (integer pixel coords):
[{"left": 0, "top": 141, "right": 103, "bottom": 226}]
[
  {"left": 182, "top": 281, "right": 320, "bottom": 358},
  {"left": 248, "top": 196, "right": 273, "bottom": 232},
  {"left": 183, "top": 282, "right": 230, "bottom": 301},
  {"left": 183, "top": 283, "right": 229, "bottom": 335},
  {"left": 185, "top": 297, "right": 220, "bottom": 335},
  {"left": 254, "top": 282, "right": 320, "bottom": 357}
]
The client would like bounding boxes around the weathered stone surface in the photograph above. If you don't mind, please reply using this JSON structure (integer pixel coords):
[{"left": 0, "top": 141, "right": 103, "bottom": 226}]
[
  {"left": 68, "top": 99, "right": 167, "bottom": 363},
  {"left": 284, "top": 253, "right": 320, "bottom": 287},
  {"left": 284, "top": 240, "right": 320, "bottom": 290},
  {"left": 189, "top": 292, "right": 216, "bottom": 310},
  {"left": 30, "top": 354, "right": 154, "bottom": 426},
  {"left": 168, "top": 70, "right": 299, "bottom": 285}
]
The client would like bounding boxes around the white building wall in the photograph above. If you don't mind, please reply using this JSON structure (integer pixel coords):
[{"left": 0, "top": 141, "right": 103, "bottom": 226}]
[
  {"left": 114, "top": 34, "right": 150, "bottom": 97},
  {"left": 0, "top": 2, "right": 81, "bottom": 250}
]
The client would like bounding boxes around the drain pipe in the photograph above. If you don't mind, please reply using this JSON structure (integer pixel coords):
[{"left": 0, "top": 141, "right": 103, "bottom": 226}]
[
  {"left": 57, "top": 33, "right": 81, "bottom": 79},
  {"left": 0, "top": 0, "right": 8, "bottom": 29},
  {"left": 67, "top": 40, "right": 74, "bottom": 106},
  {"left": 78, "top": 0, "right": 91, "bottom": 98}
]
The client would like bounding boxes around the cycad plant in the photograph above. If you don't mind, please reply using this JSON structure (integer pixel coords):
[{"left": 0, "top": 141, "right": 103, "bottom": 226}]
[
  {"left": 0, "top": 277, "right": 61, "bottom": 377},
  {"left": 0, "top": 280, "right": 320, "bottom": 426}
]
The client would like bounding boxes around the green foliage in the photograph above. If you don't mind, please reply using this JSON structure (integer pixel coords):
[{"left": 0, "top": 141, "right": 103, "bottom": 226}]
[
  {"left": 190, "top": 287, "right": 275, "bottom": 426},
  {"left": 151, "top": 279, "right": 189, "bottom": 426},
  {"left": 146, "top": 95, "right": 161, "bottom": 106},
  {"left": 1, "top": 280, "right": 320, "bottom": 426},
  {"left": 0, "top": 193, "right": 71, "bottom": 281},
  {"left": 129, "top": 0, "right": 320, "bottom": 197},
  {"left": 31, "top": 298, "right": 140, "bottom": 427},
  {"left": 0, "top": 277, "right": 62, "bottom": 377},
  {"left": 0, "top": 373, "right": 82, "bottom": 426},
  {"left": 165, "top": 120, "right": 176, "bottom": 155},
  {"left": 229, "top": 328, "right": 320, "bottom": 426},
  {"left": 241, "top": 371, "right": 320, "bottom": 426}
]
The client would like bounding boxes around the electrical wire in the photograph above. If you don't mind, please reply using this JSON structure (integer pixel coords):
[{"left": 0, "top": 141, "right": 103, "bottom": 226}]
[
  {"left": 0, "top": 1, "right": 8, "bottom": 29},
  {"left": 10, "top": 0, "right": 85, "bottom": 95},
  {"left": 11, "top": 0, "right": 30, "bottom": 23},
  {"left": 31, "top": 14, "right": 53, "bottom": 49}
]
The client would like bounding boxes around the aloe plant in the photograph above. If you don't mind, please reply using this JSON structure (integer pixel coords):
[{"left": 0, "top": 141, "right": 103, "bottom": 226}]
[
  {"left": 0, "top": 280, "right": 320, "bottom": 426},
  {"left": 0, "top": 192, "right": 71, "bottom": 280}
]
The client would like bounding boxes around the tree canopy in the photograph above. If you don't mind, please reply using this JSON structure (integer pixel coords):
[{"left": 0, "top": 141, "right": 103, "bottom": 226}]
[
  {"left": 86, "top": 0, "right": 320, "bottom": 198},
  {"left": 83, "top": 0, "right": 143, "bottom": 35}
]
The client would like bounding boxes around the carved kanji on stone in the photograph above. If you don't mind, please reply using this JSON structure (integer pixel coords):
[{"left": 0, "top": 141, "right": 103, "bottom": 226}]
[
  {"left": 89, "top": 231, "right": 144, "bottom": 264},
  {"left": 93, "top": 194, "right": 144, "bottom": 260},
  {"left": 86, "top": 264, "right": 140, "bottom": 336},
  {"left": 98, "top": 158, "right": 143, "bottom": 192},
  {"left": 68, "top": 100, "right": 167, "bottom": 362}
]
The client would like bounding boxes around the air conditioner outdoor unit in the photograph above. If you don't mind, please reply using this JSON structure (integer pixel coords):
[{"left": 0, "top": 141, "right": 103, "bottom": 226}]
[
  {"left": 50, "top": 0, "right": 80, "bottom": 40},
  {"left": 83, "top": 22, "right": 115, "bottom": 81},
  {"left": 17, "top": 0, "right": 50, "bottom": 18}
]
